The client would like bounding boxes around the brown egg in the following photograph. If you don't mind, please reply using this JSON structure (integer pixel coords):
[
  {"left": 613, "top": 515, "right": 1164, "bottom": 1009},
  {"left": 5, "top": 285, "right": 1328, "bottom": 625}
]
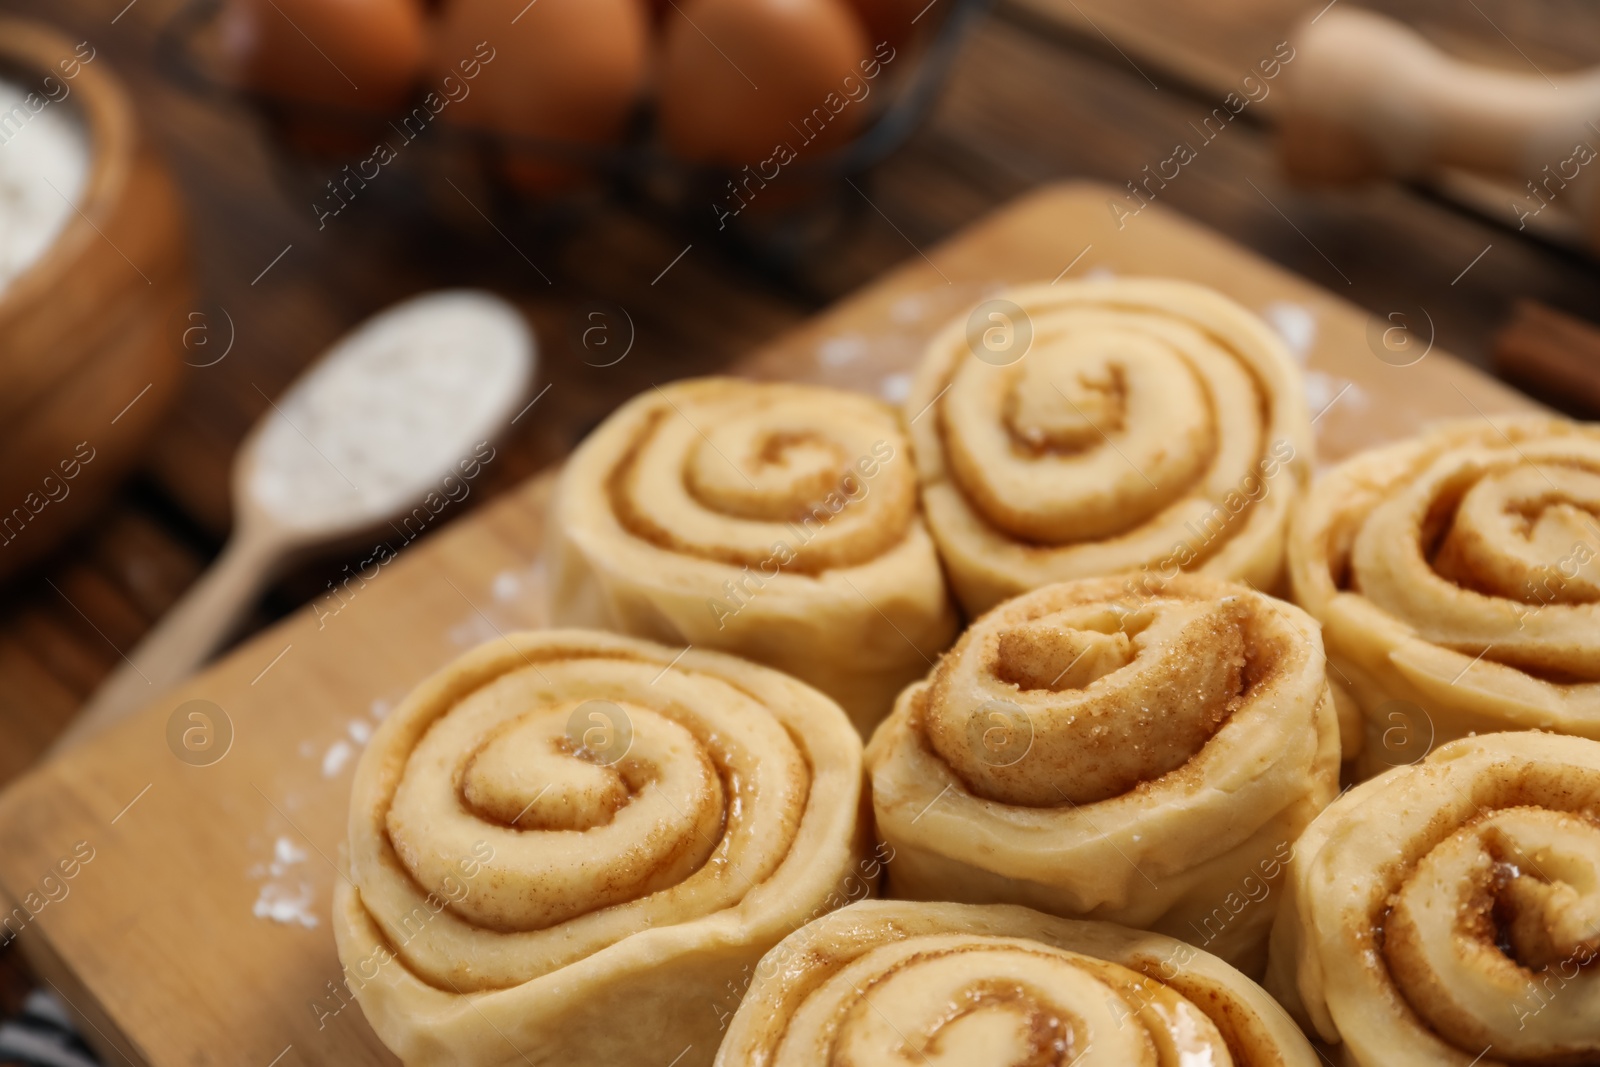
[
  {"left": 430, "top": 0, "right": 649, "bottom": 191},
  {"left": 844, "top": 0, "right": 927, "bottom": 47},
  {"left": 220, "top": 0, "right": 425, "bottom": 113},
  {"left": 660, "top": 0, "right": 873, "bottom": 168}
]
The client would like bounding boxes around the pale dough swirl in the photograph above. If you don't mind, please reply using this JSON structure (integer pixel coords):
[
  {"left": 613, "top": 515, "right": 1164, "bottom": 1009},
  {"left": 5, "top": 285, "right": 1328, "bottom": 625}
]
[
  {"left": 906, "top": 278, "right": 1311, "bottom": 615},
  {"left": 715, "top": 900, "right": 1320, "bottom": 1066},
  {"left": 549, "top": 377, "right": 958, "bottom": 734},
  {"left": 866, "top": 574, "right": 1340, "bottom": 974},
  {"left": 1266, "top": 732, "right": 1600, "bottom": 1066},
  {"left": 1289, "top": 416, "right": 1600, "bottom": 778},
  {"left": 332, "top": 630, "right": 867, "bottom": 1067}
]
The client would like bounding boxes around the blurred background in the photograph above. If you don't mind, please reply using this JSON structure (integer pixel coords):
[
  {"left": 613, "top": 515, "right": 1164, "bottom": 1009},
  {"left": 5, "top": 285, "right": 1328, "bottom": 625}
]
[{"left": 0, "top": 0, "right": 1598, "bottom": 1058}]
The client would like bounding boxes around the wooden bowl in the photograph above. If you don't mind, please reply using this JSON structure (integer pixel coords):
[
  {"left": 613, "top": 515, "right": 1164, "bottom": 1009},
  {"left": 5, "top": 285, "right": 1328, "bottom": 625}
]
[{"left": 0, "top": 19, "right": 191, "bottom": 581}]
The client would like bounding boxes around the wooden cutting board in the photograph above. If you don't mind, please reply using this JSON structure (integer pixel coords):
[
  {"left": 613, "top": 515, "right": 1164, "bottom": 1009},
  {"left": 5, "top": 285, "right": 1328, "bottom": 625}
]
[{"left": 0, "top": 183, "right": 1541, "bottom": 1067}]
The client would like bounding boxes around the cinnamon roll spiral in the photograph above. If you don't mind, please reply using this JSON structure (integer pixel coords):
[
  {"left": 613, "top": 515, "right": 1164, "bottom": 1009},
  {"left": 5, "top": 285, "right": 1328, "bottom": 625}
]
[
  {"left": 549, "top": 377, "right": 958, "bottom": 734},
  {"left": 715, "top": 900, "right": 1320, "bottom": 1066},
  {"left": 907, "top": 278, "right": 1312, "bottom": 615},
  {"left": 332, "top": 630, "right": 868, "bottom": 1067},
  {"left": 1290, "top": 416, "right": 1600, "bottom": 778},
  {"left": 866, "top": 574, "right": 1340, "bottom": 974},
  {"left": 1266, "top": 731, "right": 1600, "bottom": 1066}
]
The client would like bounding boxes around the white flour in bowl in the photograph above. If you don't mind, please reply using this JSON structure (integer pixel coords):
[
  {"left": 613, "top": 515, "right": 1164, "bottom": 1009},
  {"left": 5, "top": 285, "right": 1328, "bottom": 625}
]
[{"left": 0, "top": 76, "right": 89, "bottom": 295}]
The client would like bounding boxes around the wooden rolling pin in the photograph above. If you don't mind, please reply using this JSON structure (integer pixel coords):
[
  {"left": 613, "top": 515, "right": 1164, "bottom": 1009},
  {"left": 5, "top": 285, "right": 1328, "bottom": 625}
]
[{"left": 1279, "top": 7, "right": 1600, "bottom": 247}]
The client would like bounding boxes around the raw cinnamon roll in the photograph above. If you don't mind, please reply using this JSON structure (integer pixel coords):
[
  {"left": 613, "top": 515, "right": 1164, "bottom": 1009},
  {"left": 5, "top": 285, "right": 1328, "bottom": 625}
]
[
  {"left": 907, "top": 278, "right": 1312, "bottom": 615},
  {"left": 866, "top": 574, "right": 1340, "bottom": 974},
  {"left": 1266, "top": 731, "right": 1600, "bottom": 1067},
  {"left": 1290, "top": 416, "right": 1600, "bottom": 778},
  {"left": 333, "top": 630, "right": 868, "bottom": 1067},
  {"left": 716, "top": 900, "right": 1320, "bottom": 1066},
  {"left": 549, "top": 377, "right": 958, "bottom": 735}
]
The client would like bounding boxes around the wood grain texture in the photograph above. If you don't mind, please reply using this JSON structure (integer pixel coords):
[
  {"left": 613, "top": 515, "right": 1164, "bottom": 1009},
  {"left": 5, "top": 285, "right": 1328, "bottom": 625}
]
[
  {"left": 1, "top": 0, "right": 1596, "bottom": 792},
  {"left": 1010, "top": 0, "right": 1600, "bottom": 91},
  {"left": 1009, "top": 0, "right": 1600, "bottom": 248},
  {"left": 0, "top": 184, "right": 1542, "bottom": 1067},
  {"left": 1493, "top": 299, "right": 1600, "bottom": 417},
  {"left": 0, "top": 18, "right": 192, "bottom": 581}
]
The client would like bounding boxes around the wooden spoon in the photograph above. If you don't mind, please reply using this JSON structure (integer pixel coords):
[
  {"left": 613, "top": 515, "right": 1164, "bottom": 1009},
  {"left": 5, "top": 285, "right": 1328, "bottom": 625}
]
[{"left": 57, "top": 289, "right": 535, "bottom": 750}]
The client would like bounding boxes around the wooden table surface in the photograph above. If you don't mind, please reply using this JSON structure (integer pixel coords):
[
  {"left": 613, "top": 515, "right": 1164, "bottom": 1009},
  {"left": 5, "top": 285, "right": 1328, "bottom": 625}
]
[
  {"left": 0, "top": 181, "right": 1545, "bottom": 1067},
  {"left": 0, "top": 0, "right": 1596, "bottom": 1020}
]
